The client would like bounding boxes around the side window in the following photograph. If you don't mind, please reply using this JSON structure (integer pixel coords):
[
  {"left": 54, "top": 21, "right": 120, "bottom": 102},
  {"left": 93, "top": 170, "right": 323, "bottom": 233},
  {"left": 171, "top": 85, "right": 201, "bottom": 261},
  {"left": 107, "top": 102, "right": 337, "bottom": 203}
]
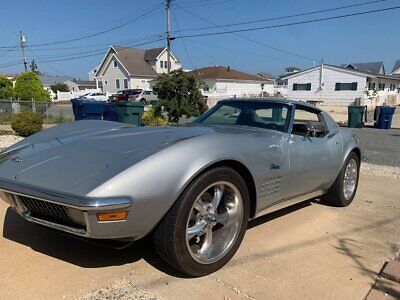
[
  {"left": 253, "top": 107, "right": 288, "bottom": 131},
  {"left": 292, "top": 107, "right": 324, "bottom": 137},
  {"left": 201, "top": 105, "right": 242, "bottom": 125}
]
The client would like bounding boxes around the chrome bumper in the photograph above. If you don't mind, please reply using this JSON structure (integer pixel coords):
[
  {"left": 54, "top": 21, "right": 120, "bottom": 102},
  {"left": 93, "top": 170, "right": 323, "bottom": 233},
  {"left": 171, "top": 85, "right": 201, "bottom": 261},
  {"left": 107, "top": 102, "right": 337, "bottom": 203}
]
[{"left": 0, "top": 177, "right": 133, "bottom": 238}]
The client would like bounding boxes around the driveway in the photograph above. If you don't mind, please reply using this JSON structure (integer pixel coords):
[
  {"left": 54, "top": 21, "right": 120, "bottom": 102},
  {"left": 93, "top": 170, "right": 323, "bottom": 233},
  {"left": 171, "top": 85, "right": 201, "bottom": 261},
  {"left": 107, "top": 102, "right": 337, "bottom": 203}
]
[{"left": 1, "top": 172, "right": 399, "bottom": 299}]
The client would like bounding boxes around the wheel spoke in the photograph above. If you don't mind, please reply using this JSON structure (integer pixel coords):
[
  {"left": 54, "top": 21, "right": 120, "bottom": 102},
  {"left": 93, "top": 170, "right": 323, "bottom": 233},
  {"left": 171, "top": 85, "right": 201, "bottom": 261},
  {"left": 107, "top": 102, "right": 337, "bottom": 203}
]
[
  {"left": 187, "top": 221, "right": 206, "bottom": 240},
  {"left": 199, "top": 226, "right": 213, "bottom": 259},
  {"left": 216, "top": 211, "right": 230, "bottom": 226},
  {"left": 194, "top": 198, "right": 208, "bottom": 215},
  {"left": 212, "top": 185, "right": 224, "bottom": 212}
]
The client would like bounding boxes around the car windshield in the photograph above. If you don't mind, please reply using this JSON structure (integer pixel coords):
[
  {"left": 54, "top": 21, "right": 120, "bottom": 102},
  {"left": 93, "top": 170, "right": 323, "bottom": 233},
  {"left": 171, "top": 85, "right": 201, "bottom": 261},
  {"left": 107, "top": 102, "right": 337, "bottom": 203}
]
[{"left": 194, "top": 101, "right": 292, "bottom": 133}]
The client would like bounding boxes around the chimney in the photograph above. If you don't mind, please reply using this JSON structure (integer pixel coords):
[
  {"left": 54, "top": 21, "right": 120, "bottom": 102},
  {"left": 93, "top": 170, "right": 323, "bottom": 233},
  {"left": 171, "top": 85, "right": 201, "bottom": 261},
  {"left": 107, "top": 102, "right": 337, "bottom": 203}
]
[{"left": 227, "top": 66, "right": 230, "bottom": 71}]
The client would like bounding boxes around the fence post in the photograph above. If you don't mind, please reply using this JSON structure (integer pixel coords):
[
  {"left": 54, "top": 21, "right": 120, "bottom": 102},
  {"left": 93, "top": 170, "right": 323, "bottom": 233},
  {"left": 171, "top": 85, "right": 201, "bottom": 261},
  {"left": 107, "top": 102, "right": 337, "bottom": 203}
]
[
  {"left": 46, "top": 102, "right": 49, "bottom": 123},
  {"left": 32, "top": 98, "right": 36, "bottom": 113}
]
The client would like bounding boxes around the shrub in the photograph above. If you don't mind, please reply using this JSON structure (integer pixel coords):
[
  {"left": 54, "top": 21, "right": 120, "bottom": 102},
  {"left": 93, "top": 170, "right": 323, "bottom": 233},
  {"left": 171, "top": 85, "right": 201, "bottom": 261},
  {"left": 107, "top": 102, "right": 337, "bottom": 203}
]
[
  {"left": 142, "top": 108, "right": 169, "bottom": 126},
  {"left": 11, "top": 112, "right": 43, "bottom": 137},
  {"left": 0, "top": 76, "right": 14, "bottom": 99},
  {"left": 50, "top": 83, "right": 69, "bottom": 93},
  {"left": 14, "top": 72, "right": 50, "bottom": 101}
]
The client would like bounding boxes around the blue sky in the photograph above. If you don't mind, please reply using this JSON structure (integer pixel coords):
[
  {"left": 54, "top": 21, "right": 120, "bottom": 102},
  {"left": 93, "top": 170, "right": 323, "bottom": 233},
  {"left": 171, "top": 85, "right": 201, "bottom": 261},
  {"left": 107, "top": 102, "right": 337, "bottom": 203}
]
[{"left": 0, "top": 0, "right": 399, "bottom": 79}]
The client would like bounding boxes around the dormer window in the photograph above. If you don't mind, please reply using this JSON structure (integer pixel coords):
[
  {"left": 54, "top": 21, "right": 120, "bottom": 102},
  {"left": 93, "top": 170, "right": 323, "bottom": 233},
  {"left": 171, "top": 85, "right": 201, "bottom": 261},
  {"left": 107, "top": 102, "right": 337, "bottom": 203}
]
[{"left": 113, "top": 60, "right": 118, "bottom": 68}]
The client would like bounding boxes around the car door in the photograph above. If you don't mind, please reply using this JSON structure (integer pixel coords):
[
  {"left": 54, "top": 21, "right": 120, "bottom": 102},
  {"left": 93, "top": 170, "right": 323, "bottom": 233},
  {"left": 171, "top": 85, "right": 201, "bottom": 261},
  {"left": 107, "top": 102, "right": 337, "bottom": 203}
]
[{"left": 287, "top": 106, "right": 342, "bottom": 198}]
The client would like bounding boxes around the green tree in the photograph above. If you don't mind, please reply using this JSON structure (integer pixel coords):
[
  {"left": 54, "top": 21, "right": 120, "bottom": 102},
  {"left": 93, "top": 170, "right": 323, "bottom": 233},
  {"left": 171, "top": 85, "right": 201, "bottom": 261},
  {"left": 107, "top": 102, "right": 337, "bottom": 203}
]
[
  {"left": 155, "top": 69, "right": 207, "bottom": 123},
  {"left": 14, "top": 72, "right": 50, "bottom": 101},
  {"left": 50, "top": 83, "right": 69, "bottom": 93},
  {"left": 0, "top": 76, "right": 14, "bottom": 100}
]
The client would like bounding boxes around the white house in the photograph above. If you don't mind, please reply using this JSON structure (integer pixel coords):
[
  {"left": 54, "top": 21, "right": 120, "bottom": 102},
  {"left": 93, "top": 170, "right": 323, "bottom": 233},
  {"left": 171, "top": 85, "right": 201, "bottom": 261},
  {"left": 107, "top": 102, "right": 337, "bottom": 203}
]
[
  {"left": 88, "top": 65, "right": 100, "bottom": 81},
  {"left": 284, "top": 63, "right": 400, "bottom": 107},
  {"left": 191, "top": 66, "right": 274, "bottom": 106},
  {"left": 95, "top": 46, "right": 181, "bottom": 93},
  {"left": 392, "top": 60, "right": 400, "bottom": 77}
]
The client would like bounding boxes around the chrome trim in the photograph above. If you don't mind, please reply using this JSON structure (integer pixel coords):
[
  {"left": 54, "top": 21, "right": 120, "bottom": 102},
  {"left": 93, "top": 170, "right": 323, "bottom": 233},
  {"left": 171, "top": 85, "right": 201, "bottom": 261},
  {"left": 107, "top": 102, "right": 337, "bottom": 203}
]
[
  {"left": 0, "top": 177, "right": 132, "bottom": 210},
  {"left": 253, "top": 190, "right": 326, "bottom": 219}
]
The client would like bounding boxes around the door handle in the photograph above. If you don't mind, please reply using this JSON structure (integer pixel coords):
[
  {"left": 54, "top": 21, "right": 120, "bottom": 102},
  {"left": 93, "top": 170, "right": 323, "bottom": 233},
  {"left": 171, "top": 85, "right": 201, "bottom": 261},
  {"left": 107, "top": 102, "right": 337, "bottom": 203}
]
[{"left": 269, "top": 144, "right": 279, "bottom": 149}]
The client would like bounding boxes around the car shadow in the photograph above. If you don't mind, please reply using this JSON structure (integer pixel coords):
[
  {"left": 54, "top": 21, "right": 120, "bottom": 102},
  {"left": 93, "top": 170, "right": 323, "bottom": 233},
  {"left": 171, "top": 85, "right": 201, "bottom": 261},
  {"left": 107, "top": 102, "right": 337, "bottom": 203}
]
[{"left": 2, "top": 200, "right": 316, "bottom": 278}]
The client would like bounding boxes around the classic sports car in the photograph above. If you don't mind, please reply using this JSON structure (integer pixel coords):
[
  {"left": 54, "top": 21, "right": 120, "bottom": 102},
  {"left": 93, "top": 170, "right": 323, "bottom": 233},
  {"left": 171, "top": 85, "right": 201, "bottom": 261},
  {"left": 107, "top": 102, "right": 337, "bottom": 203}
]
[{"left": 0, "top": 99, "right": 360, "bottom": 276}]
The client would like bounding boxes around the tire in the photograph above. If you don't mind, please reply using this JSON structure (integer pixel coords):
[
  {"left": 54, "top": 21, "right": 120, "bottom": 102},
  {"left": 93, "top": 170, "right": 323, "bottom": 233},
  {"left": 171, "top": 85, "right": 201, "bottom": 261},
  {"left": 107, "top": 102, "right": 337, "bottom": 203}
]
[
  {"left": 140, "top": 99, "right": 146, "bottom": 105},
  {"left": 323, "top": 151, "right": 360, "bottom": 207},
  {"left": 152, "top": 167, "right": 250, "bottom": 277}
]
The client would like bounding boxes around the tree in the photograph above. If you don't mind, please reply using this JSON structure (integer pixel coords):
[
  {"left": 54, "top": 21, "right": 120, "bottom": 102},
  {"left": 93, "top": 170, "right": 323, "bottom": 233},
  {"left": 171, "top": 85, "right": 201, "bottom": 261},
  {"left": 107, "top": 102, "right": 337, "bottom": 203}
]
[
  {"left": 155, "top": 69, "right": 207, "bottom": 123},
  {"left": 50, "top": 83, "right": 69, "bottom": 93},
  {"left": 0, "top": 76, "right": 14, "bottom": 100},
  {"left": 30, "top": 59, "right": 40, "bottom": 74},
  {"left": 14, "top": 72, "right": 50, "bottom": 101}
]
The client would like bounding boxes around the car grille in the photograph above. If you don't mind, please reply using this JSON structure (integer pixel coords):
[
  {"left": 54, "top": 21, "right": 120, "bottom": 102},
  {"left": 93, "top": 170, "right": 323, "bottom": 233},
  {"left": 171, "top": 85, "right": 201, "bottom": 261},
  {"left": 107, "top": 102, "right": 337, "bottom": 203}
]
[{"left": 18, "top": 196, "right": 86, "bottom": 230}]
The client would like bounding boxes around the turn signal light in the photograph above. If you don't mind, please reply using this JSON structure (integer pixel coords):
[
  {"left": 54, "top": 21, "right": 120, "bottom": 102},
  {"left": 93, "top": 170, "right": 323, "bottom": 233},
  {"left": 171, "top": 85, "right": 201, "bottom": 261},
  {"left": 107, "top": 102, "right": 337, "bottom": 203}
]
[{"left": 97, "top": 211, "right": 128, "bottom": 222}]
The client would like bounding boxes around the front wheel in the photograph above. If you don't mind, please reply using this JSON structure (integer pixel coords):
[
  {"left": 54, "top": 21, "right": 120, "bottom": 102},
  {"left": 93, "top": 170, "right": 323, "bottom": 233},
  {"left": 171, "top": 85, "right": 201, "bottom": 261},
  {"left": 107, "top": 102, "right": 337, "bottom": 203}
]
[
  {"left": 152, "top": 167, "right": 250, "bottom": 277},
  {"left": 323, "top": 152, "right": 360, "bottom": 207}
]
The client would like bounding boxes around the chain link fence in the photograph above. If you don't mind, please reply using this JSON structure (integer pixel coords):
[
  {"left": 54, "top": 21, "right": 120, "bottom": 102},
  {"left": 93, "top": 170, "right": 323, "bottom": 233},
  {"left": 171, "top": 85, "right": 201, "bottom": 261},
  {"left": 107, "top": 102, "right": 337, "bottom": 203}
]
[{"left": 0, "top": 100, "right": 74, "bottom": 132}]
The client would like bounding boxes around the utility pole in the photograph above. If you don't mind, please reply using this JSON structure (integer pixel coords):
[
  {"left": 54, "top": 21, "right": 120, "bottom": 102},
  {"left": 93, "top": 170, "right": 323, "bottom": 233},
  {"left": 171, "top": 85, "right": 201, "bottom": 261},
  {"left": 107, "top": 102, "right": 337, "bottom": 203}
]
[
  {"left": 19, "top": 30, "right": 28, "bottom": 71},
  {"left": 166, "top": 0, "right": 172, "bottom": 74}
]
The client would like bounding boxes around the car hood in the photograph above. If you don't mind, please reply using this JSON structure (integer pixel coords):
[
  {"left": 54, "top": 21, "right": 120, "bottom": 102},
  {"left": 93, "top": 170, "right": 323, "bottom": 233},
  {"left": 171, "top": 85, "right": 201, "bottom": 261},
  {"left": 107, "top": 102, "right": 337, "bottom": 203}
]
[{"left": 0, "top": 122, "right": 216, "bottom": 194}]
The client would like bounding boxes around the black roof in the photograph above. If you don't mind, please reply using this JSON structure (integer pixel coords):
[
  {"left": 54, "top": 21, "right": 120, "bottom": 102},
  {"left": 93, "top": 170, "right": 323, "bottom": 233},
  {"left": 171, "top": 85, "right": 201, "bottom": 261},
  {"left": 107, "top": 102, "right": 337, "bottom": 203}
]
[
  {"left": 392, "top": 60, "right": 400, "bottom": 73},
  {"left": 340, "top": 62, "right": 384, "bottom": 75}
]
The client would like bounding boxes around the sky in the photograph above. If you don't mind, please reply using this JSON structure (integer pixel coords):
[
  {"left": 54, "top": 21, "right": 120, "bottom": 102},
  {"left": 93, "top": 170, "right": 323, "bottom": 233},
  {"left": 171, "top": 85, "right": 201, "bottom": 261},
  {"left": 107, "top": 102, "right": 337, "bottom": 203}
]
[{"left": 0, "top": 0, "right": 399, "bottom": 79}]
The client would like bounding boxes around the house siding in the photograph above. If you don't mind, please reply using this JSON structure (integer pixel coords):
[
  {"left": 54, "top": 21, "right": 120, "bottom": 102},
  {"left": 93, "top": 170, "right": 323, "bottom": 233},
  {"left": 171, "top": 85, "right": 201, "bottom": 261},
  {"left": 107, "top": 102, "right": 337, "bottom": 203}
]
[
  {"left": 287, "top": 66, "right": 367, "bottom": 106},
  {"left": 150, "top": 50, "right": 181, "bottom": 74},
  {"left": 100, "top": 55, "right": 130, "bottom": 93}
]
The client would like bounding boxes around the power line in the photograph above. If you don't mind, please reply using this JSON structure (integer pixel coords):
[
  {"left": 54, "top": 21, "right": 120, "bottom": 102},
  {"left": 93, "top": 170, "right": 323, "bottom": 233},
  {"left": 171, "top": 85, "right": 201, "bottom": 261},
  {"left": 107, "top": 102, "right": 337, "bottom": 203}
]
[
  {"left": 175, "top": 5, "right": 400, "bottom": 39},
  {"left": 0, "top": 3, "right": 163, "bottom": 49},
  {"left": 175, "top": 4, "right": 317, "bottom": 62},
  {"left": 174, "top": 0, "right": 390, "bottom": 33}
]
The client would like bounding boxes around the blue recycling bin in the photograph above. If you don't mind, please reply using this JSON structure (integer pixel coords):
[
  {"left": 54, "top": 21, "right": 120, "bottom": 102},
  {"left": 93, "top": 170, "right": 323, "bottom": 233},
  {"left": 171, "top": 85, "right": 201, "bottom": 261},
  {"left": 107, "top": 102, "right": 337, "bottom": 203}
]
[
  {"left": 71, "top": 99, "right": 107, "bottom": 121},
  {"left": 374, "top": 106, "right": 396, "bottom": 129},
  {"left": 103, "top": 102, "right": 118, "bottom": 122}
]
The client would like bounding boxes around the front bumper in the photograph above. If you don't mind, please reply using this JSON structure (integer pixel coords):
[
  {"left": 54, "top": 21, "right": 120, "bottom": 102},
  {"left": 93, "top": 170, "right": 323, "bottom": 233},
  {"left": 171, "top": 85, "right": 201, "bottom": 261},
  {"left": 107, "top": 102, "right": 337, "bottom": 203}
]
[{"left": 0, "top": 177, "right": 133, "bottom": 239}]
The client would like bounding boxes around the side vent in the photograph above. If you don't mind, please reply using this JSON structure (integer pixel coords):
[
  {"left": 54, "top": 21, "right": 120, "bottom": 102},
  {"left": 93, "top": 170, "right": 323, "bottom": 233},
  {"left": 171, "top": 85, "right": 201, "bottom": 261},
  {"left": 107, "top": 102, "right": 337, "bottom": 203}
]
[{"left": 260, "top": 176, "right": 282, "bottom": 199}]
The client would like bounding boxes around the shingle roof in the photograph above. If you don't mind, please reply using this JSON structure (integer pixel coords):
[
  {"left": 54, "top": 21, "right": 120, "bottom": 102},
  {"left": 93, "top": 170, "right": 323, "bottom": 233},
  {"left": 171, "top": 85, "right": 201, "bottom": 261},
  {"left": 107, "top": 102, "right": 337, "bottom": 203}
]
[
  {"left": 391, "top": 60, "right": 400, "bottom": 73},
  {"left": 69, "top": 79, "right": 97, "bottom": 86},
  {"left": 112, "top": 46, "right": 158, "bottom": 77},
  {"left": 39, "top": 75, "right": 74, "bottom": 86},
  {"left": 257, "top": 72, "right": 276, "bottom": 80},
  {"left": 340, "top": 62, "right": 385, "bottom": 75},
  {"left": 144, "top": 47, "right": 165, "bottom": 60},
  {"left": 191, "top": 66, "right": 264, "bottom": 81}
]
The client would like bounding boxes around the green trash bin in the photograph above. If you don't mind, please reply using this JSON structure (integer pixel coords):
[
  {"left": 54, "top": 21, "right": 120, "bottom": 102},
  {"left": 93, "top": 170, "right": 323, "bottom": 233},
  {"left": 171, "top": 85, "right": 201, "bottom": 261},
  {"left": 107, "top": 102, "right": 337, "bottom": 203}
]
[
  {"left": 348, "top": 105, "right": 367, "bottom": 128},
  {"left": 114, "top": 101, "right": 145, "bottom": 126}
]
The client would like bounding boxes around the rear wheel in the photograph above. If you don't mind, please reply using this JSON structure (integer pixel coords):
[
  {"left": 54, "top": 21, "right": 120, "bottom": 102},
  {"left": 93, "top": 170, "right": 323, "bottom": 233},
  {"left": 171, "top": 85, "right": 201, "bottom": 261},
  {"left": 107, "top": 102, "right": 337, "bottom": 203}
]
[
  {"left": 152, "top": 167, "right": 250, "bottom": 277},
  {"left": 140, "top": 99, "right": 146, "bottom": 105},
  {"left": 323, "top": 152, "right": 360, "bottom": 207}
]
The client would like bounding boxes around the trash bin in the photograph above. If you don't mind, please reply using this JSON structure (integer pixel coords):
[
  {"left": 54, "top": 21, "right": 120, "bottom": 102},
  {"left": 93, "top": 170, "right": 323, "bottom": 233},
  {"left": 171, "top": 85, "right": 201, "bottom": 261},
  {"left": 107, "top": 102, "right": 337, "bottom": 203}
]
[
  {"left": 348, "top": 105, "right": 367, "bottom": 128},
  {"left": 103, "top": 102, "right": 118, "bottom": 122},
  {"left": 374, "top": 106, "right": 396, "bottom": 129},
  {"left": 71, "top": 99, "right": 107, "bottom": 121},
  {"left": 114, "top": 101, "right": 145, "bottom": 126}
]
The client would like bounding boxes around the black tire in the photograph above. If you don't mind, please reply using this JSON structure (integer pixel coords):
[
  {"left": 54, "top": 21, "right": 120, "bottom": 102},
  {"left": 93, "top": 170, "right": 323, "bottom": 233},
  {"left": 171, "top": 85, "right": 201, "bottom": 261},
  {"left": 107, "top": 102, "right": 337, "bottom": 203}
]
[
  {"left": 140, "top": 99, "right": 146, "bottom": 105},
  {"left": 323, "top": 152, "right": 360, "bottom": 207},
  {"left": 152, "top": 167, "right": 250, "bottom": 277}
]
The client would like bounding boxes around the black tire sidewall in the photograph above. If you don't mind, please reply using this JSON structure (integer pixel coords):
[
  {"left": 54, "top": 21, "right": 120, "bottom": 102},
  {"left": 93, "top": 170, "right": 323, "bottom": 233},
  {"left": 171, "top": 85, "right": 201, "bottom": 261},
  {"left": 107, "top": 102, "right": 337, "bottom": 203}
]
[{"left": 167, "top": 167, "right": 250, "bottom": 276}]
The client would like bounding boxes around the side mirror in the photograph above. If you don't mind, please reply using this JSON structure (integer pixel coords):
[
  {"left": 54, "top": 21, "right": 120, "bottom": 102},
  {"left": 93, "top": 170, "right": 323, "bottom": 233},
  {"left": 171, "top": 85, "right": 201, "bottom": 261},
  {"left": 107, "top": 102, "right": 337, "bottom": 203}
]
[{"left": 305, "top": 121, "right": 325, "bottom": 138}]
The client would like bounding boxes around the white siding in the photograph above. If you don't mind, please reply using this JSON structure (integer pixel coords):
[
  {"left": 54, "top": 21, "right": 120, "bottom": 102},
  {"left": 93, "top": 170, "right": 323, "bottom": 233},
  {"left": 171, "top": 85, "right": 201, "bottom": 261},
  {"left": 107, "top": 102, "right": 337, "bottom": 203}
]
[
  {"left": 150, "top": 49, "right": 182, "bottom": 74},
  {"left": 202, "top": 79, "right": 273, "bottom": 97},
  {"left": 130, "top": 77, "right": 152, "bottom": 89},
  {"left": 287, "top": 66, "right": 367, "bottom": 106}
]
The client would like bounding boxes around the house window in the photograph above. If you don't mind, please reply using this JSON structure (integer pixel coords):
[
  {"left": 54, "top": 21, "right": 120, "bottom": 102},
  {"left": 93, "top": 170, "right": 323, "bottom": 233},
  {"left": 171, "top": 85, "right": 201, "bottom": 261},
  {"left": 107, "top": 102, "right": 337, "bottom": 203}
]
[
  {"left": 104, "top": 80, "right": 108, "bottom": 85},
  {"left": 368, "top": 82, "right": 376, "bottom": 90},
  {"left": 335, "top": 82, "right": 358, "bottom": 91},
  {"left": 293, "top": 83, "right": 311, "bottom": 91},
  {"left": 378, "top": 83, "right": 385, "bottom": 91},
  {"left": 124, "top": 79, "right": 128, "bottom": 89},
  {"left": 389, "top": 84, "right": 395, "bottom": 91},
  {"left": 113, "top": 60, "right": 118, "bottom": 68},
  {"left": 116, "top": 79, "right": 120, "bottom": 89},
  {"left": 203, "top": 85, "right": 210, "bottom": 92}
]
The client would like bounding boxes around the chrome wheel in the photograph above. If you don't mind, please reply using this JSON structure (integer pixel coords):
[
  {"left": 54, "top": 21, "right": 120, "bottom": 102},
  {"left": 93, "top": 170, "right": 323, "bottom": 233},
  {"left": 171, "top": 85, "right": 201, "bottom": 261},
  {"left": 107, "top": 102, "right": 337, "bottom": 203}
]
[
  {"left": 186, "top": 181, "right": 243, "bottom": 264},
  {"left": 343, "top": 158, "right": 358, "bottom": 200}
]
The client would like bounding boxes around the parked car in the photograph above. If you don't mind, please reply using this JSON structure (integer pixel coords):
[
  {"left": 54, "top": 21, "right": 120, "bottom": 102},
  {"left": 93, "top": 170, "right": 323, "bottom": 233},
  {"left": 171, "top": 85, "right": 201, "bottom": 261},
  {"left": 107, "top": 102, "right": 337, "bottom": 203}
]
[
  {"left": 129, "top": 90, "right": 158, "bottom": 104},
  {"left": 81, "top": 92, "right": 108, "bottom": 102},
  {"left": 109, "top": 89, "right": 143, "bottom": 102},
  {"left": 0, "top": 99, "right": 360, "bottom": 277}
]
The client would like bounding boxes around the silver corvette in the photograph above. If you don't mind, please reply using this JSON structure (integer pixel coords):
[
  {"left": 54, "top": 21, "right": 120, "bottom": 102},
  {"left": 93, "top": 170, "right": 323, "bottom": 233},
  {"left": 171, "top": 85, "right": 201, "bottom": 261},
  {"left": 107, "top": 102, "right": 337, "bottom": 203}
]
[{"left": 0, "top": 99, "right": 360, "bottom": 276}]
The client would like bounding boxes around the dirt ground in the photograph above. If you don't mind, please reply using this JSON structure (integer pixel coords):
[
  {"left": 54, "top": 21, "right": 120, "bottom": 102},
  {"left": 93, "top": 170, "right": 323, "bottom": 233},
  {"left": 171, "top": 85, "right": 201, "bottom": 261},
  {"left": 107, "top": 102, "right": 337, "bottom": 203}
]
[{"left": 0, "top": 171, "right": 399, "bottom": 300}]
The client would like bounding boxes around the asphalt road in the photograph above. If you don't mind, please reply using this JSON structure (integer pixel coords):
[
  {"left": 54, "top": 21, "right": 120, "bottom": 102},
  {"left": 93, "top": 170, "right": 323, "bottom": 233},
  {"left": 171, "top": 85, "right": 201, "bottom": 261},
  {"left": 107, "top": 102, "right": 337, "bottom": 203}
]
[
  {"left": 350, "top": 127, "right": 400, "bottom": 167},
  {"left": 1, "top": 173, "right": 399, "bottom": 299}
]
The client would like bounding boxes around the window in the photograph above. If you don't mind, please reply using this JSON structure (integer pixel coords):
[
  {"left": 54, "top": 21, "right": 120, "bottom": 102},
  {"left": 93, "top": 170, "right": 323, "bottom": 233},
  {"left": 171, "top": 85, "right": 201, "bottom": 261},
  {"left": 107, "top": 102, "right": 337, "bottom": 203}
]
[
  {"left": 390, "top": 84, "right": 396, "bottom": 91},
  {"left": 200, "top": 105, "right": 242, "bottom": 125},
  {"left": 104, "top": 80, "right": 108, "bottom": 85},
  {"left": 378, "top": 83, "right": 386, "bottom": 91},
  {"left": 203, "top": 85, "right": 210, "bottom": 92},
  {"left": 113, "top": 60, "right": 118, "bottom": 68},
  {"left": 293, "top": 83, "right": 311, "bottom": 91},
  {"left": 368, "top": 82, "right": 376, "bottom": 90},
  {"left": 116, "top": 79, "right": 120, "bottom": 89},
  {"left": 124, "top": 79, "right": 128, "bottom": 89},
  {"left": 335, "top": 82, "right": 358, "bottom": 91},
  {"left": 160, "top": 61, "right": 163, "bottom": 68},
  {"left": 292, "top": 107, "right": 325, "bottom": 137}
]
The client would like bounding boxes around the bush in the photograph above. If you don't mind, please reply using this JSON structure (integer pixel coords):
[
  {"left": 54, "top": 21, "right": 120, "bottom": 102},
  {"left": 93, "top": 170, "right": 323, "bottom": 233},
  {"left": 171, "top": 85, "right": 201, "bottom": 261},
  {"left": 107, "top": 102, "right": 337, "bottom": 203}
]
[
  {"left": 0, "top": 76, "right": 14, "bottom": 99},
  {"left": 50, "top": 83, "right": 69, "bottom": 93},
  {"left": 14, "top": 72, "right": 50, "bottom": 101},
  {"left": 142, "top": 108, "right": 169, "bottom": 126},
  {"left": 11, "top": 112, "right": 43, "bottom": 137}
]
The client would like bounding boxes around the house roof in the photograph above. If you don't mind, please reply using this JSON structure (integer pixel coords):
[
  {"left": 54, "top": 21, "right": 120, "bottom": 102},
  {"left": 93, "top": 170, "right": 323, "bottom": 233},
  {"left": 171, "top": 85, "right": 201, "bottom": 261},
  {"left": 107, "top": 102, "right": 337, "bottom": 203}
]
[
  {"left": 39, "top": 75, "right": 74, "bottom": 86},
  {"left": 257, "top": 72, "right": 276, "bottom": 80},
  {"left": 340, "top": 62, "right": 385, "bottom": 75},
  {"left": 391, "top": 60, "right": 400, "bottom": 73},
  {"left": 191, "top": 66, "right": 265, "bottom": 81},
  {"left": 68, "top": 79, "right": 97, "bottom": 86},
  {"left": 112, "top": 46, "right": 158, "bottom": 77},
  {"left": 144, "top": 47, "right": 165, "bottom": 60},
  {"left": 285, "top": 66, "right": 301, "bottom": 72}
]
